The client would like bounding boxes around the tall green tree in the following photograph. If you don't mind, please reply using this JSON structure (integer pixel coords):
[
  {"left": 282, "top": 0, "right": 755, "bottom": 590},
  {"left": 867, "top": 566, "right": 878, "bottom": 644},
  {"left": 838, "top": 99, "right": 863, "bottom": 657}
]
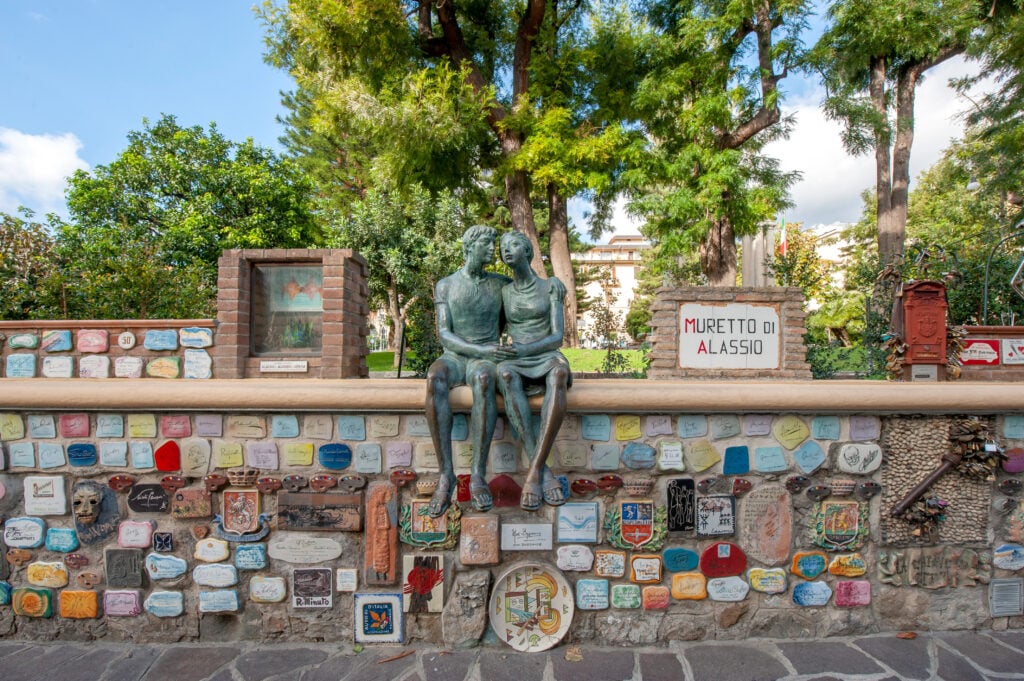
[
  {"left": 56, "top": 114, "right": 321, "bottom": 318},
  {"left": 813, "top": 0, "right": 985, "bottom": 267},
  {"left": 627, "top": 0, "right": 806, "bottom": 286},
  {"left": 327, "top": 184, "right": 466, "bottom": 367},
  {"left": 0, "top": 209, "right": 59, "bottom": 320}
]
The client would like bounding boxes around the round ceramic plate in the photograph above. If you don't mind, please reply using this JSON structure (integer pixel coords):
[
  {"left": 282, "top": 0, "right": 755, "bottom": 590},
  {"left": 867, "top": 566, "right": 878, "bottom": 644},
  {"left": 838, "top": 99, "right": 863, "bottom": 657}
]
[{"left": 489, "top": 561, "right": 574, "bottom": 652}]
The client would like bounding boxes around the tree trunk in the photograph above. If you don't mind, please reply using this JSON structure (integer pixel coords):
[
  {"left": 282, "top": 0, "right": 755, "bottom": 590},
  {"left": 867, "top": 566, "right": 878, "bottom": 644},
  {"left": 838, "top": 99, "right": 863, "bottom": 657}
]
[
  {"left": 700, "top": 215, "right": 737, "bottom": 287},
  {"left": 547, "top": 182, "right": 578, "bottom": 347},
  {"left": 502, "top": 131, "right": 545, "bottom": 276},
  {"left": 387, "top": 289, "right": 404, "bottom": 370}
]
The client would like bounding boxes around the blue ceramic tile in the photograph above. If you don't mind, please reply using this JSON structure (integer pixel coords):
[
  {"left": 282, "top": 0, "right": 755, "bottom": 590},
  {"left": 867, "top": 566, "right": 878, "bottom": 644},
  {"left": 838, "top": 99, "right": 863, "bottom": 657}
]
[
  {"left": 144, "top": 329, "right": 179, "bottom": 351},
  {"left": 576, "top": 578, "right": 610, "bottom": 610},
  {"left": 722, "top": 446, "right": 750, "bottom": 475},
  {"left": 144, "top": 591, "right": 184, "bottom": 618},
  {"left": 271, "top": 415, "right": 300, "bottom": 438},
  {"left": 811, "top": 416, "right": 841, "bottom": 440},
  {"left": 179, "top": 327, "right": 214, "bottom": 348},
  {"left": 677, "top": 415, "right": 708, "bottom": 439},
  {"left": 621, "top": 442, "right": 656, "bottom": 469},
  {"left": 591, "top": 444, "right": 620, "bottom": 470},
  {"left": 45, "top": 528, "right": 79, "bottom": 553},
  {"left": 38, "top": 443, "right": 65, "bottom": 469},
  {"left": 710, "top": 415, "right": 741, "bottom": 440},
  {"left": 355, "top": 444, "right": 382, "bottom": 473},
  {"left": 27, "top": 415, "right": 56, "bottom": 439},
  {"left": 582, "top": 415, "right": 611, "bottom": 441},
  {"left": 318, "top": 443, "right": 352, "bottom": 470},
  {"left": 131, "top": 442, "right": 155, "bottom": 469},
  {"left": 754, "top": 446, "right": 788, "bottom": 473},
  {"left": 336, "top": 416, "right": 366, "bottom": 441},
  {"left": 0, "top": 581, "right": 10, "bottom": 605},
  {"left": 663, "top": 547, "right": 699, "bottom": 572},
  {"left": 792, "top": 581, "right": 832, "bottom": 606},
  {"left": 100, "top": 442, "right": 129, "bottom": 467},
  {"left": 406, "top": 415, "right": 431, "bottom": 437},
  {"left": 145, "top": 554, "right": 188, "bottom": 580},
  {"left": 793, "top": 441, "right": 826, "bottom": 474},
  {"left": 96, "top": 414, "right": 124, "bottom": 438},
  {"left": 9, "top": 442, "right": 35, "bottom": 467},
  {"left": 1005, "top": 415, "right": 1024, "bottom": 440},
  {"left": 234, "top": 544, "right": 268, "bottom": 570},
  {"left": 41, "top": 330, "right": 72, "bottom": 352},
  {"left": 68, "top": 443, "right": 97, "bottom": 467},
  {"left": 5, "top": 353, "right": 36, "bottom": 377}
]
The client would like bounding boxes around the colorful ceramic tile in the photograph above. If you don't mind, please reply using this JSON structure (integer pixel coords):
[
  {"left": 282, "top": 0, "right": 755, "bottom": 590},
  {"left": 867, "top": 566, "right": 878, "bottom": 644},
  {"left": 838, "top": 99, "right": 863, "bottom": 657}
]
[
  {"left": 179, "top": 326, "right": 213, "bottom": 348},
  {"left": 336, "top": 568, "right": 358, "bottom": 592},
  {"left": 271, "top": 534, "right": 343, "bottom": 564},
  {"left": 336, "top": 415, "right": 366, "bottom": 441},
  {"left": 144, "top": 329, "right": 178, "bottom": 351},
  {"left": 666, "top": 478, "right": 696, "bottom": 532},
  {"left": 118, "top": 520, "right": 156, "bottom": 548},
  {"left": 130, "top": 441, "right": 155, "bottom": 469},
  {"left": 657, "top": 441, "right": 685, "bottom": 471},
  {"left": 369, "top": 415, "right": 399, "bottom": 438},
  {"left": 246, "top": 442, "right": 279, "bottom": 469},
  {"left": 27, "top": 561, "right": 69, "bottom": 588},
  {"left": 355, "top": 444, "right": 382, "bottom": 473},
  {"left": 678, "top": 415, "right": 708, "bottom": 439},
  {"left": 192, "top": 415, "right": 222, "bottom": 438},
  {"left": 593, "top": 549, "right": 626, "bottom": 578},
  {"left": 225, "top": 415, "right": 266, "bottom": 438},
  {"left": 615, "top": 415, "right": 642, "bottom": 441},
  {"left": 45, "top": 528, "right": 79, "bottom": 553},
  {"left": 144, "top": 590, "right": 184, "bottom": 617},
  {"left": 707, "top": 576, "right": 750, "bottom": 602},
  {"left": 644, "top": 415, "right": 674, "bottom": 437},
  {"left": 113, "top": 356, "right": 144, "bottom": 378},
  {"left": 157, "top": 415, "right": 189, "bottom": 438},
  {"left": 269, "top": 414, "right": 299, "bottom": 438},
  {"left": 127, "top": 414, "right": 157, "bottom": 438},
  {"left": 557, "top": 502, "right": 600, "bottom": 543},
  {"left": 194, "top": 538, "right": 230, "bottom": 562},
  {"left": 78, "top": 355, "right": 110, "bottom": 378},
  {"left": 127, "top": 484, "right": 169, "bottom": 513},
  {"left": 557, "top": 545, "right": 595, "bottom": 571},
  {"left": 154, "top": 440, "right": 181, "bottom": 471},
  {"left": 994, "top": 544, "right": 1024, "bottom": 570},
  {"left": 278, "top": 491, "right": 362, "bottom": 532},
  {"left": 591, "top": 444, "right": 620, "bottom": 470},
  {"left": 250, "top": 575, "right": 287, "bottom": 603},
  {"left": 642, "top": 585, "right": 671, "bottom": 610},
  {"left": 836, "top": 443, "right": 882, "bottom": 475},
  {"left": 663, "top": 547, "right": 699, "bottom": 573},
  {"left": 12, "top": 587, "right": 53, "bottom": 617},
  {"left": 5, "top": 353, "right": 36, "bottom": 377},
  {"left": 671, "top": 572, "right": 707, "bottom": 600},
  {"left": 24, "top": 476, "right": 66, "bottom": 515},
  {"left": 828, "top": 553, "right": 867, "bottom": 577},
  {"left": 773, "top": 415, "right": 809, "bottom": 450},
  {"left": 722, "top": 446, "right": 749, "bottom": 475},
  {"left": 621, "top": 442, "right": 656, "bottom": 469},
  {"left": 302, "top": 415, "right": 332, "bottom": 440},
  {"left": 630, "top": 554, "right": 662, "bottom": 583},
  {"left": 364, "top": 482, "right": 398, "bottom": 584},
  {"left": 0, "top": 582, "right": 9, "bottom": 606},
  {"left": 281, "top": 442, "right": 313, "bottom": 466},
  {"left": 700, "top": 541, "right": 746, "bottom": 577},
  {"left": 7, "top": 332, "right": 37, "bottom": 348},
  {"left": 490, "top": 442, "right": 519, "bottom": 473},
  {"left": 739, "top": 484, "right": 792, "bottom": 567},
  {"left": 612, "top": 499, "right": 661, "bottom": 550},
  {"left": 41, "top": 330, "right": 72, "bottom": 352},
  {"left": 812, "top": 500, "right": 869, "bottom": 551},
  {"left": 212, "top": 441, "right": 243, "bottom": 468},
  {"left": 170, "top": 488, "right": 212, "bottom": 519},
  {"left": 743, "top": 414, "right": 773, "bottom": 436},
  {"left": 153, "top": 532, "right": 173, "bottom": 552},
  {"left": 490, "top": 564, "right": 571, "bottom": 651},
  {"left": 581, "top": 414, "right": 611, "bottom": 441},
  {"left": 500, "top": 523, "right": 553, "bottom": 551},
  {"left": 695, "top": 495, "right": 735, "bottom": 537},
  {"left": 355, "top": 592, "right": 404, "bottom": 644},
  {"left": 793, "top": 440, "right": 826, "bottom": 474},
  {"left": 686, "top": 440, "right": 720, "bottom": 472},
  {"left": 7, "top": 441, "right": 33, "bottom": 467},
  {"left": 576, "top": 578, "right": 609, "bottom": 610},
  {"left": 38, "top": 442, "right": 65, "bottom": 468},
  {"left": 145, "top": 553, "right": 188, "bottom": 580},
  {"left": 199, "top": 590, "right": 239, "bottom": 613},
  {"left": 233, "top": 543, "right": 267, "bottom": 571},
  {"left": 849, "top": 415, "right": 881, "bottom": 441},
  {"left": 748, "top": 567, "right": 787, "bottom": 594},
  {"left": 105, "top": 549, "right": 144, "bottom": 587},
  {"left": 835, "top": 580, "right": 871, "bottom": 606},
  {"left": 385, "top": 441, "right": 413, "bottom": 469},
  {"left": 146, "top": 357, "right": 181, "bottom": 378},
  {"left": 401, "top": 554, "right": 442, "bottom": 613},
  {"left": 710, "top": 415, "right": 741, "bottom": 440},
  {"left": 611, "top": 583, "right": 642, "bottom": 608},
  {"left": 58, "top": 413, "right": 89, "bottom": 438},
  {"left": 42, "top": 356, "right": 74, "bottom": 378},
  {"left": 193, "top": 563, "right": 239, "bottom": 587},
  {"left": 59, "top": 589, "right": 98, "bottom": 619},
  {"left": 92, "top": 414, "right": 123, "bottom": 439},
  {"left": 68, "top": 443, "right": 98, "bottom": 467},
  {"left": 754, "top": 446, "right": 787, "bottom": 473},
  {"left": 810, "top": 416, "right": 840, "bottom": 440},
  {"left": 27, "top": 414, "right": 56, "bottom": 438}
]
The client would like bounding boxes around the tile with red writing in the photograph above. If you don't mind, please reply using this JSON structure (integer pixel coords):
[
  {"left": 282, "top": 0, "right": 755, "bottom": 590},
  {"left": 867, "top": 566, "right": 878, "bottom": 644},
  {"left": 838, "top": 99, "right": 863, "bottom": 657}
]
[
  {"left": 155, "top": 441, "right": 181, "bottom": 472},
  {"left": 76, "top": 329, "right": 109, "bottom": 353},
  {"left": 159, "top": 416, "right": 191, "bottom": 438},
  {"left": 835, "top": 580, "right": 871, "bottom": 607},
  {"left": 59, "top": 413, "right": 90, "bottom": 438},
  {"left": 642, "top": 585, "right": 670, "bottom": 610},
  {"left": 699, "top": 541, "right": 746, "bottom": 578}
]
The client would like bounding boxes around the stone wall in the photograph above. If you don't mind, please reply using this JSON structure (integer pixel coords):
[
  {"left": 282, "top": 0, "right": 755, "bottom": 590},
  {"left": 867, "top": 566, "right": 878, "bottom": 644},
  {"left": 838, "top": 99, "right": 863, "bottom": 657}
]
[{"left": 1, "top": 380, "right": 1024, "bottom": 647}]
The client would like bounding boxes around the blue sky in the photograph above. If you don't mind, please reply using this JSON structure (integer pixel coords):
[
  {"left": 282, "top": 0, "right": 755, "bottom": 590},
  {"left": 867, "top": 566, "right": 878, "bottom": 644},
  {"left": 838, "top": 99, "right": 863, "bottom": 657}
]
[{"left": 0, "top": 0, "right": 981, "bottom": 231}]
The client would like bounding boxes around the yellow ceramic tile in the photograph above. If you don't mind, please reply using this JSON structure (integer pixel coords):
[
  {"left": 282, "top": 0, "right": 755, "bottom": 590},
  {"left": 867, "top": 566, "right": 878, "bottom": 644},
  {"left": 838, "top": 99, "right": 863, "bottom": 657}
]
[
  {"left": 773, "top": 415, "right": 810, "bottom": 450},
  {"left": 685, "top": 440, "right": 720, "bottom": 472},
  {"left": 671, "top": 572, "right": 707, "bottom": 600},
  {"left": 26, "top": 561, "right": 69, "bottom": 588},
  {"left": 284, "top": 442, "right": 314, "bottom": 466},
  {"left": 828, "top": 553, "right": 867, "bottom": 577},
  {"left": 369, "top": 415, "right": 400, "bottom": 438},
  {"left": 0, "top": 413, "right": 25, "bottom": 440},
  {"left": 59, "top": 590, "right": 98, "bottom": 619},
  {"left": 127, "top": 414, "right": 157, "bottom": 438},
  {"left": 213, "top": 441, "right": 244, "bottom": 468},
  {"left": 615, "top": 415, "right": 642, "bottom": 441}
]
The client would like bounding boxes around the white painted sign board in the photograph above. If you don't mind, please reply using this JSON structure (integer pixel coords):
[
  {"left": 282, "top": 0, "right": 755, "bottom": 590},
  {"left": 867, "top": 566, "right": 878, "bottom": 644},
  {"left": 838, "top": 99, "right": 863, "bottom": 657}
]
[{"left": 678, "top": 303, "right": 781, "bottom": 369}]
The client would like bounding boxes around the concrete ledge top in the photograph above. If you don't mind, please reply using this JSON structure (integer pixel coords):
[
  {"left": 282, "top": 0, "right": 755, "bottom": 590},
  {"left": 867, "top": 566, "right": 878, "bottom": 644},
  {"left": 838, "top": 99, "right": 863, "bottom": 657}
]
[{"left": 1, "top": 378, "right": 1022, "bottom": 414}]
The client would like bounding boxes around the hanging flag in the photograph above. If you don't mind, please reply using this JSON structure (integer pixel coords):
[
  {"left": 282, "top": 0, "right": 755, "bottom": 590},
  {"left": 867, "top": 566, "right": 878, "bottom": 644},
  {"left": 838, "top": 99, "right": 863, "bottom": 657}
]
[{"left": 779, "top": 217, "right": 788, "bottom": 257}]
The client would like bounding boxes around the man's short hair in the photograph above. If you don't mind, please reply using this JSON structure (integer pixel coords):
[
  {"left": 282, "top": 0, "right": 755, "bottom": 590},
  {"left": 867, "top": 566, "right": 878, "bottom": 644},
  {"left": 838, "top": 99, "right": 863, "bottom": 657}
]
[{"left": 462, "top": 225, "right": 497, "bottom": 257}]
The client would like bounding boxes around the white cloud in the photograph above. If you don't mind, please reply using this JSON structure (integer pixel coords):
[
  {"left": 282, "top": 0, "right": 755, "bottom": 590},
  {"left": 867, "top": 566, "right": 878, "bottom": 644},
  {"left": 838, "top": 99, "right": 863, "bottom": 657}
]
[
  {"left": 0, "top": 128, "right": 89, "bottom": 216},
  {"left": 768, "top": 56, "right": 992, "bottom": 229}
]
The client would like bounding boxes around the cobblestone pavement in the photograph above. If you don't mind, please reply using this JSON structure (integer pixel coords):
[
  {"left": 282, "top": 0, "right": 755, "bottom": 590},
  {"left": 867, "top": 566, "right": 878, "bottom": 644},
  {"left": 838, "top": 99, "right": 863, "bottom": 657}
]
[{"left": 2, "top": 630, "right": 1024, "bottom": 680}]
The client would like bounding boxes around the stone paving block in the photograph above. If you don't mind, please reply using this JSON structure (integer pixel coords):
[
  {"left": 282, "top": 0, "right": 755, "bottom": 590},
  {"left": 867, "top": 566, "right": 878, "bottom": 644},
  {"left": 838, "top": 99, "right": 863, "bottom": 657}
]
[
  {"left": 638, "top": 652, "right": 684, "bottom": 681},
  {"left": 684, "top": 644, "right": 788, "bottom": 681},
  {"left": 551, "top": 649, "right": 635, "bottom": 681},
  {"left": 0, "top": 643, "right": 31, "bottom": 658},
  {"left": 938, "top": 632, "right": 1024, "bottom": 674},
  {"left": 236, "top": 647, "right": 330, "bottom": 680},
  {"left": 104, "top": 647, "right": 164, "bottom": 681},
  {"left": 990, "top": 631, "right": 1024, "bottom": 652},
  {"left": 777, "top": 641, "right": 883, "bottom": 677},
  {"left": 145, "top": 645, "right": 240, "bottom": 681},
  {"left": 48, "top": 648, "right": 119, "bottom": 681},
  {"left": 422, "top": 651, "right": 476, "bottom": 681},
  {"left": 479, "top": 649, "right": 548, "bottom": 681},
  {"left": 205, "top": 669, "right": 235, "bottom": 681},
  {"left": 853, "top": 635, "right": 931, "bottom": 679},
  {"left": 300, "top": 651, "right": 415, "bottom": 681},
  {"left": 936, "top": 647, "right": 988, "bottom": 681},
  {"left": 1, "top": 643, "right": 90, "bottom": 679}
]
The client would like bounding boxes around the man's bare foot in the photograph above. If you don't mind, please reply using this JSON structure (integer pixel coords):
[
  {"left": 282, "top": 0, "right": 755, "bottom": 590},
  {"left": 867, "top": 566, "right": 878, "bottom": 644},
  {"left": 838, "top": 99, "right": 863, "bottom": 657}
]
[
  {"left": 428, "top": 475, "right": 455, "bottom": 517},
  {"left": 470, "top": 474, "right": 493, "bottom": 512},
  {"left": 541, "top": 467, "right": 566, "bottom": 506}
]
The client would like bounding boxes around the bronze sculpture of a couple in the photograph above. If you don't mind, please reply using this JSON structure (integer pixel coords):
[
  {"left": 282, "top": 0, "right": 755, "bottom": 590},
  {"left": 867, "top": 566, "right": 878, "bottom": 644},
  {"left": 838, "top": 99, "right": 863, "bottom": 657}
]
[{"left": 425, "top": 225, "right": 571, "bottom": 517}]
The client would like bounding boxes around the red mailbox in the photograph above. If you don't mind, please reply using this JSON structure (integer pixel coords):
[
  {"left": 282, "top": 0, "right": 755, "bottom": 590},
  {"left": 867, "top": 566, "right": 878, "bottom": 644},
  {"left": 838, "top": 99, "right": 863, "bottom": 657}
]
[{"left": 902, "top": 281, "right": 947, "bottom": 364}]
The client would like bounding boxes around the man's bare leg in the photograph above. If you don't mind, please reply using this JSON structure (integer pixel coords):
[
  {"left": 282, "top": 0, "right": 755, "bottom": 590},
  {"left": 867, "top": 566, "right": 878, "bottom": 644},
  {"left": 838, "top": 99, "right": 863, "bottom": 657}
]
[
  {"left": 468, "top": 366, "right": 496, "bottom": 511},
  {"left": 426, "top": 360, "right": 456, "bottom": 517}
]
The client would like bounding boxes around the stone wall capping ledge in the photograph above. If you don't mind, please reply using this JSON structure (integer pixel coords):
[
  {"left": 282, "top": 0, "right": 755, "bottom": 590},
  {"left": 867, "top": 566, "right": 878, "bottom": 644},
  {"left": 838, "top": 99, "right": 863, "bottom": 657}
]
[
  {"left": 2, "top": 378, "right": 1023, "bottom": 414},
  {"left": 0, "top": 319, "right": 214, "bottom": 330}
]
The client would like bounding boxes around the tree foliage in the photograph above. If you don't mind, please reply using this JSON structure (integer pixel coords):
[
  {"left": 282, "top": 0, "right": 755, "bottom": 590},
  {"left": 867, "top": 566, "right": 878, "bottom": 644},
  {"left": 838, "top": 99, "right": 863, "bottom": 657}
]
[{"left": 0, "top": 210, "right": 59, "bottom": 320}]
